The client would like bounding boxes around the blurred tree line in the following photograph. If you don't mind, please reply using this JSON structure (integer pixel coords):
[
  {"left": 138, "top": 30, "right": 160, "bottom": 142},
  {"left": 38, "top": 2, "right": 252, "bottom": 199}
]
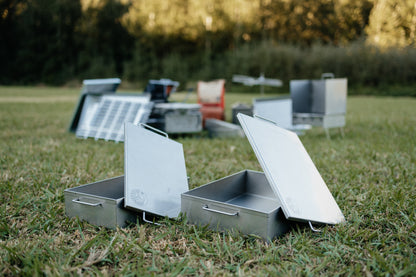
[{"left": 0, "top": 0, "right": 415, "bottom": 89}]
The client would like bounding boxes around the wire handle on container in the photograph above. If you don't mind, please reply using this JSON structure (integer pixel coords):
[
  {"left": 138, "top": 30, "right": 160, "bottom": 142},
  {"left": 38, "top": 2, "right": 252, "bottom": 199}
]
[
  {"left": 202, "top": 204, "right": 239, "bottom": 216},
  {"left": 72, "top": 198, "right": 103, "bottom": 207}
]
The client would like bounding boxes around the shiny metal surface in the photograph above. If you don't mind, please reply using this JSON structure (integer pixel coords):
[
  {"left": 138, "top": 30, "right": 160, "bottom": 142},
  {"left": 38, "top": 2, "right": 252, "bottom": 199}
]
[
  {"left": 164, "top": 112, "right": 202, "bottom": 134},
  {"left": 290, "top": 80, "right": 312, "bottom": 113},
  {"left": 253, "top": 97, "right": 293, "bottom": 129},
  {"left": 64, "top": 176, "right": 138, "bottom": 228},
  {"left": 181, "top": 170, "right": 291, "bottom": 240},
  {"left": 311, "top": 78, "right": 347, "bottom": 115},
  {"left": 124, "top": 123, "right": 188, "bottom": 218},
  {"left": 72, "top": 198, "right": 103, "bottom": 207},
  {"left": 291, "top": 78, "right": 347, "bottom": 116},
  {"left": 202, "top": 204, "right": 239, "bottom": 216},
  {"left": 150, "top": 103, "right": 203, "bottom": 134},
  {"left": 237, "top": 114, "right": 345, "bottom": 225},
  {"left": 326, "top": 78, "right": 347, "bottom": 114}
]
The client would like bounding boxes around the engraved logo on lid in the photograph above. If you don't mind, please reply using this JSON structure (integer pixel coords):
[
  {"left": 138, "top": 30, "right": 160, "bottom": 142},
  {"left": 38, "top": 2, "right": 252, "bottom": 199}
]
[{"left": 131, "top": 189, "right": 147, "bottom": 205}]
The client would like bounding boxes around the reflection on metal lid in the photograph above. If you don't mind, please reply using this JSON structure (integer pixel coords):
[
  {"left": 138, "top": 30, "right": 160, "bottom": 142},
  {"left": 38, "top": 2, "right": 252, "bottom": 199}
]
[
  {"left": 237, "top": 113, "right": 345, "bottom": 225},
  {"left": 124, "top": 123, "right": 189, "bottom": 218}
]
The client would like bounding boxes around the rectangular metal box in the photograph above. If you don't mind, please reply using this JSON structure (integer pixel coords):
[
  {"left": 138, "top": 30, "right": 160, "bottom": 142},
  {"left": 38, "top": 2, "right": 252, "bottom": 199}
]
[
  {"left": 124, "top": 123, "right": 189, "bottom": 219},
  {"left": 290, "top": 78, "right": 347, "bottom": 115},
  {"left": 311, "top": 79, "right": 347, "bottom": 115},
  {"left": 181, "top": 170, "right": 291, "bottom": 240},
  {"left": 164, "top": 112, "right": 202, "bottom": 134},
  {"left": 64, "top": 176, "right": 138, "bottom": 228},
  {"left": 290, "top": 77, "right": 347, "bottom": 132},
  {"left": 65, "top": 123, "right": 189, "bottom": 229},
  {"left": 181, "top": 114, "right": 345, "bottom": 241},
  {"left": 149, "top": 103, "right": 202, "bottom": 134}
]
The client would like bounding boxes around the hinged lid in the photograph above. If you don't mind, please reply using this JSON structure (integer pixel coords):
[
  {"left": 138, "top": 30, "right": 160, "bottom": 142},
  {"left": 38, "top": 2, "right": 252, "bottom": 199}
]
[
  {"left": 237, "top": 114, "right": 345, "bottom": 225},
  {"left": 124, "top": 123, "right": 189, "bottom": 218}
]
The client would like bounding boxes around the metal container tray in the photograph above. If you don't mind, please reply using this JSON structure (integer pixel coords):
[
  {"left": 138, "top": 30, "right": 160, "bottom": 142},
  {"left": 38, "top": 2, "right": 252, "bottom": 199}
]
[
  {"left": 65, "top": 122, "right": 189, "bottom": 228},
  {"left": 181, "top": 114, "right": 345, "bottom": 240},
  {"left": 290, "top": 78, "right": 347, "bottom": 115},
  {"left": 149, "top": 103, "right": 202, "bottom": 134},
  {"left": 290, "top": 77, "right": 347, "bottom": 135},
  {"left": 181, "top": 170, "right": 291, "bottom": 240},
  {"left": 64, "top": 176, "right": 138, "bottom": 228},
  {"left": 311, "top": 78, "right": 347, "bottom": 115}
]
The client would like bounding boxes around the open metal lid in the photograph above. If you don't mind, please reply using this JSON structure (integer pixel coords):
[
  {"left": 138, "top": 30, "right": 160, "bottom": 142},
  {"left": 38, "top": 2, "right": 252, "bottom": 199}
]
[
  {"left": 124, "top": 123, "right": 189, "bottom": 218},
  {"left": 237, "top": 114, "right": 345, "bottom": 225}
]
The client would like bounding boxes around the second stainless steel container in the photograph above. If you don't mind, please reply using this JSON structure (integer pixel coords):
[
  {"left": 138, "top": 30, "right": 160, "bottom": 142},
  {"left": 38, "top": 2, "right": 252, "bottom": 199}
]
[
  {"left": 181, "top": 114, "right": 345, "bottom": 240},
  {"left": 64, "top": 176, "right": 138, "bottom": 228},
  {"left": 181, "top": 170, "right": 291, "bottom": 239},
  {"left": 149, "top": 103, "right": 202, "bottom": 134}
]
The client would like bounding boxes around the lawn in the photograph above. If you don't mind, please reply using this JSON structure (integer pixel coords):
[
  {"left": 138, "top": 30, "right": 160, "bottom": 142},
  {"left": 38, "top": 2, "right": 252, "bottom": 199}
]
[{"left": 0, "top": 86, "right": 415, "bottom": 275}]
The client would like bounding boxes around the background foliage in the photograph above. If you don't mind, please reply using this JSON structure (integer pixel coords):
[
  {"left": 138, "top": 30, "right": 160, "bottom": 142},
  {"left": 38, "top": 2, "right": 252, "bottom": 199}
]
[{"left": 1, "top": 0, "right": 416, "bottom": 92}]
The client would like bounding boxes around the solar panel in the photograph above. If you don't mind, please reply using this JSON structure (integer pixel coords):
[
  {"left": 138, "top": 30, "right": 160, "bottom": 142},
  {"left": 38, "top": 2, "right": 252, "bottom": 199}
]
[{"left": 76, "top": 94, "right": 153, "bottom": 142}]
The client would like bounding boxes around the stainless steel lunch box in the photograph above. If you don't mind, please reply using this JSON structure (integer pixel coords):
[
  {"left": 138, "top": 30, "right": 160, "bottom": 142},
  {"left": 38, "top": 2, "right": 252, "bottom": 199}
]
[
  {"left": 64, "top": 176, "right": 138, "bottom": 228},
  {"left": 149, "top": 103, "right": 202, "bottom": 134},
  {"left": 182, "top": 170, "right": 291, "bottom": 239},
  {"left": 64, "top": 123, "right": 189, "bottom": 228},
  {"left": 181, "top": 114, "right": 345, "bottom": 240}
]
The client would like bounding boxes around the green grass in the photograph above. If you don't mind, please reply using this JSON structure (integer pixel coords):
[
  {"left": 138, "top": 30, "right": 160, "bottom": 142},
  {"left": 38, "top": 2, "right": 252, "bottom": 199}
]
[{"left": 0, "top": 86, "right": 415, "bottom": 275}]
